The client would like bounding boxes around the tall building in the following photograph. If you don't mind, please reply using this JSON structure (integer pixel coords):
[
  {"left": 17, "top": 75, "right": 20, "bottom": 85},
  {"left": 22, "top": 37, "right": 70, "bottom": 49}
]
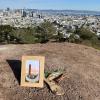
[
  {"left": 6, "top": 7, "right": 10, "bottom": 11},
  {"left": 22, "top": 9, "right": 27, "bottom": 17}
]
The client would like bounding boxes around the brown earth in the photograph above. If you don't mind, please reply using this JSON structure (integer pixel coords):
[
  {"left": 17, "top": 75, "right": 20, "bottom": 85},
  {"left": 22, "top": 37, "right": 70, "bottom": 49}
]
[{"left": 0, "top": 43, "right": 100, "bottom": 100}]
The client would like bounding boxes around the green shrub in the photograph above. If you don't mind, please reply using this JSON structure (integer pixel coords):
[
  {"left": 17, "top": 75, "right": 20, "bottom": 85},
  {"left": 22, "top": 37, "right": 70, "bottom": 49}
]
[
  {"left": 11, "top": 28, "right": 36, "bottom": 44},
  {"left": 34, "top": 21, "right": 57, "bottom": 43},
  {"left": 0, "top": 25, "right": 20, "bottom": 44},
  {"left": 68, "top": 33, "right": 81, "bottom": 43},
  {"left": 75, "top": 28, "right": 95, "bottom": 40},
  {"left": 0, "top": 25, "right": 13, "bottom": 33},
  {"left": 0, "top": 22, "right": 57, "bottom": 44}
]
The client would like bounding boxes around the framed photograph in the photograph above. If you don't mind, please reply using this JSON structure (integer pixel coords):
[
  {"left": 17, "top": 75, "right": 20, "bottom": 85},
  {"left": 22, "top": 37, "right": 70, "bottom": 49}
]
[{"left": 21, "top": 56, "right": 45, "bottom": 88}]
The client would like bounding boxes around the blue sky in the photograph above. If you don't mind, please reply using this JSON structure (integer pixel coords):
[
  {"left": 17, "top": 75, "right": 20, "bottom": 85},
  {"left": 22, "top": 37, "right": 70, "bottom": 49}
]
[
  {"left": 0, "top": 0, "right": 100, "bottom": 11},
  {"left": 26, "top": 60, "right": 39, "bottom": 74}
]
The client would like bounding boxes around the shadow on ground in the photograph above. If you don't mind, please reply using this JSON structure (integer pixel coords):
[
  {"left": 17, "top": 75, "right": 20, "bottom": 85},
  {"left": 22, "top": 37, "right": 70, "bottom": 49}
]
[{"left": 7, "top": 60, "right": 21, "bottom": 84}]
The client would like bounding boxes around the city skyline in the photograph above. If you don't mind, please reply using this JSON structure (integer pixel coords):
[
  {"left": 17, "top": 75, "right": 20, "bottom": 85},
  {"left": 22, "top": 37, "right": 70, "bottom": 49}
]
[{"left": 0, "top": 0, "right": 100, "bottom": 11}]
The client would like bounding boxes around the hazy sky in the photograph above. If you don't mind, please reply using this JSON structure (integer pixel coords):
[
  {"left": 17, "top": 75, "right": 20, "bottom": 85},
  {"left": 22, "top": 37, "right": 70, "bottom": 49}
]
[{"left": 0, "top": 0, "right": 100, "bottom": 11}]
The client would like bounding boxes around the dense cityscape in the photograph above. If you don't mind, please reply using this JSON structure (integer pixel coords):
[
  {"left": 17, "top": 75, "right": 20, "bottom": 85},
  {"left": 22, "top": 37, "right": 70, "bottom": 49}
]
[{"left": 0, "top": 8, "right": 100, "bottom": 37}]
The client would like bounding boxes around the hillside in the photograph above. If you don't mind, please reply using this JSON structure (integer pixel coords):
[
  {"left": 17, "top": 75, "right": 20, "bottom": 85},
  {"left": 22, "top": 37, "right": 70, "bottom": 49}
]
[{"left": 0, "top": 43, "right": 100, "bottom": 100}]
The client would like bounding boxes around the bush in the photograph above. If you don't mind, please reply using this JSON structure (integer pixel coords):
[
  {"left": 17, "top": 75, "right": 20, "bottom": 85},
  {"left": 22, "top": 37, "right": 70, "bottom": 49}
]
[
  {"left": 68, "top": 33, "right": 81, "bottom": 43},
  {"left": 75, "top": 28, "right": 95, "bottom": 40},
  {"left": 0, "top": 22, "right": 57, "bottom": 44},
  {"left": 34, "top": 21, "right": 57, "bottom": 43},
  {"left": 11, "top": 28, "right": 36, "bottom": 44},
  {"left": 0, "top": 32, "right": 21, "bottom": 44},
  {"left": 0, "top": 25, "right": 13, "bottom": 33},
  {"left": 0, "top": 25, "right": 21, "bottom": 44},
  {"left": 90, "top": 36, "right": 100, "bottom": 46},
  {"left": 34, "top": 26, "right": 49, "bottom": 43}
]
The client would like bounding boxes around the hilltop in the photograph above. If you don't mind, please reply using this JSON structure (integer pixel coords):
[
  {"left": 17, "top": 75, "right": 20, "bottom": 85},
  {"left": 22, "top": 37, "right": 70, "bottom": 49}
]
[{"left": 0, "top": 43, "right": 100, "bottom": 100}]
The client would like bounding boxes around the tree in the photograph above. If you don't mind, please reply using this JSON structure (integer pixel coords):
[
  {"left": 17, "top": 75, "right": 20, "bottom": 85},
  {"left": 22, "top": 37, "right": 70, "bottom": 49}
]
[
  {"left": 34, "top": 21, "right": 57, "bottom": 43},
  {"left": 11, "top": 28, "right": 36, "bottom": 44},
  {"left": 0, "top": 25, "right": 13, "bottom": 33},
  {"left": 75, "top": 28, "right": 95, "bottom": 40}
]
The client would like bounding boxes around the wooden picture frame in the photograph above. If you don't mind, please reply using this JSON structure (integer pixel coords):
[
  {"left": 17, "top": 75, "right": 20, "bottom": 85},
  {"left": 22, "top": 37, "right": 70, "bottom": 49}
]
[{"left": 21, "top": 56, "right": 45, "bottom": 88}]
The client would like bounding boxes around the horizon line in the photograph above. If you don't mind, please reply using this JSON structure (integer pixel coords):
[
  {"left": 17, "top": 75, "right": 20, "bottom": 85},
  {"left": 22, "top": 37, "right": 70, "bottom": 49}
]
[{"left": 0, "top": 8, "right": 100, "bottom": 12}]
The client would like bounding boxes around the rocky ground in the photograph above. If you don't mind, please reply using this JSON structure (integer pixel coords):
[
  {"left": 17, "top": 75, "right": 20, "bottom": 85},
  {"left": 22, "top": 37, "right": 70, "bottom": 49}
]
[{"left": 0, "top": 43, "right": 100, "bottom": 100}]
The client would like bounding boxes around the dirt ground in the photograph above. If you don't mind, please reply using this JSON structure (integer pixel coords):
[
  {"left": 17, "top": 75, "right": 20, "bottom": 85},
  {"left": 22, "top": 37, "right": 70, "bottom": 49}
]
[{"left": 0, "top": 43, "right": 100, "bottom": 100}]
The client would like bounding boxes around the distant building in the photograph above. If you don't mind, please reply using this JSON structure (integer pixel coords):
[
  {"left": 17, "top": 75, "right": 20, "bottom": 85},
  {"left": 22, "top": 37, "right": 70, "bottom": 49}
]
[
  {"left": 6, "top": 7, "right": 10, "bottom": 11},
  {"left": 22, "top": 9, "right": 27, "bottom": 17},
  {"left": 29, "top": 11, "right": 34, "bottom": 17}
]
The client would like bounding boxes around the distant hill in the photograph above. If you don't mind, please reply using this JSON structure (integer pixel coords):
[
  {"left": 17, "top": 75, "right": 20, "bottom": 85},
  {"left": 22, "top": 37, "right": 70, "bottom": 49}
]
[
  {"left": 39, "top": 9, "right": 100, "bottom": 16},
  {"left": 1, "top": 8, "right": 100, "bottom": 16},
  {"left": 26, "top": 9, "right": 100, "bottom": 16}
]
